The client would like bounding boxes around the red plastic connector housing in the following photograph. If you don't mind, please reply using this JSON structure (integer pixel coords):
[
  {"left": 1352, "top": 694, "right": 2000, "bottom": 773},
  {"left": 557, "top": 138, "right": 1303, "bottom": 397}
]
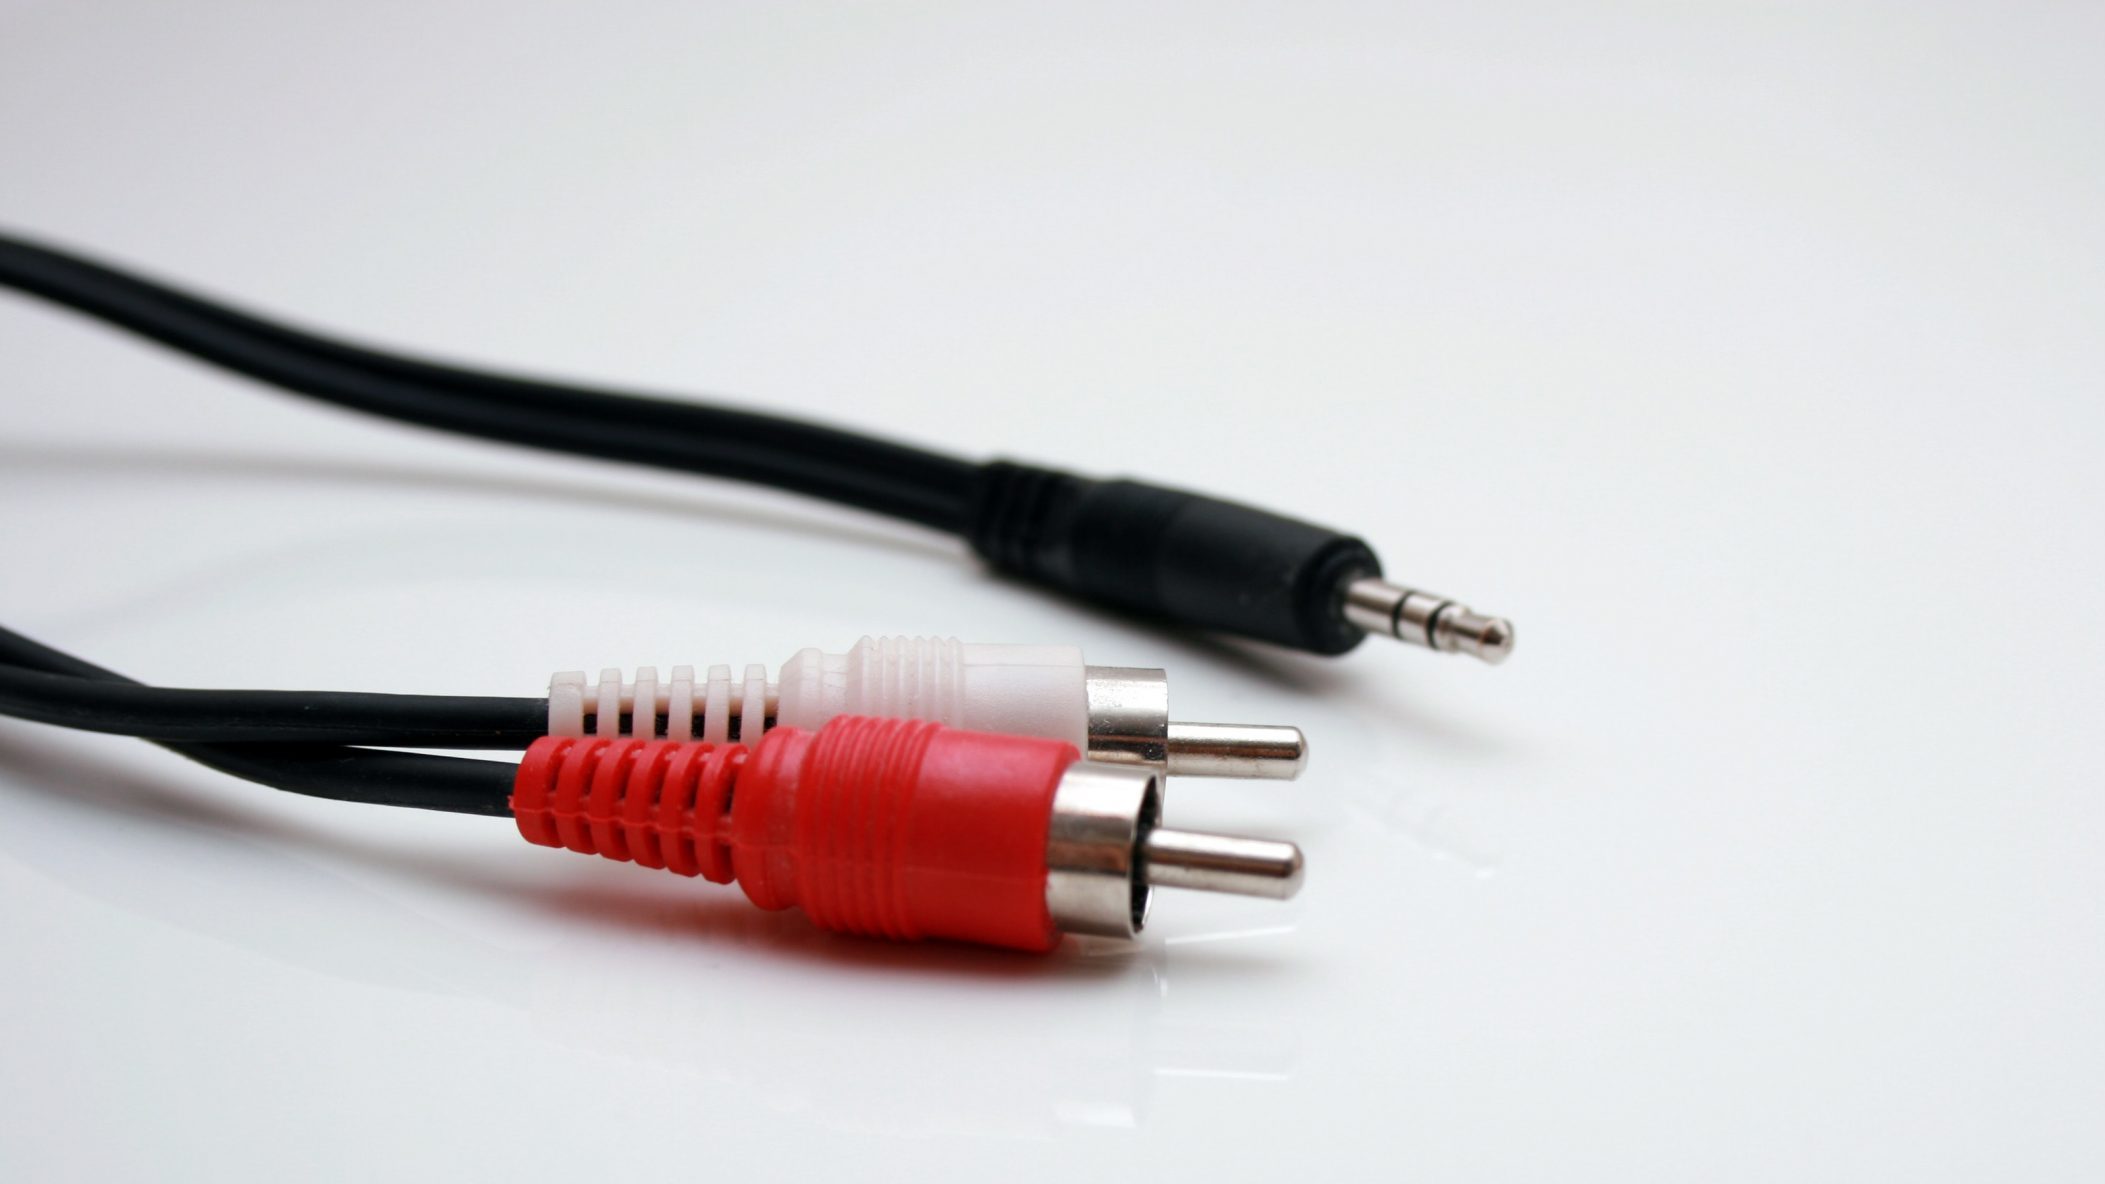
[{"left": 513, "top": 715, "right": 1077, "bottom": 951}]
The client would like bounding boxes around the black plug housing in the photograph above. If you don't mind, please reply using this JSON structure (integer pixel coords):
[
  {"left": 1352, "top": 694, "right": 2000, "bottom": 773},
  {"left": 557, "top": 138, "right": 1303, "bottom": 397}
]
[{"left": 968, "top": 462, "right": 1380, "bottom": 654}]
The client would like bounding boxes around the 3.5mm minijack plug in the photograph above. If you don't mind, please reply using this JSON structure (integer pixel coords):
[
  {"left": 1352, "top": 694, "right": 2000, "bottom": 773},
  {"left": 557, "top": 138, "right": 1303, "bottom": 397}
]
[
  {"left": 970, "top": 464, "right": 1516, "bottom": 663},
  {"left": 1341, "top": 578, "right": 1515, "bottom": 664}
]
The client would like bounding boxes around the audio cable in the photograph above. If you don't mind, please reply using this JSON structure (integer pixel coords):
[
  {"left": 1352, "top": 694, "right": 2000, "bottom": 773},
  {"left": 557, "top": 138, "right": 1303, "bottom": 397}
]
[
  {"left": 0, "top": 624, "right": 1302, "bottom": 952},
  {"left": 0, "top": 231, "right": 1515, "bottom": 664}
]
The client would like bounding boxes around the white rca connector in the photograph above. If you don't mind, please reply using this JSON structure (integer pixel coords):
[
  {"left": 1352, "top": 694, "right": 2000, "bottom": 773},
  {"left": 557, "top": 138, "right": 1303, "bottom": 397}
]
[{"left": 549, "top": 637, "right": 1306, "bottom": 780}]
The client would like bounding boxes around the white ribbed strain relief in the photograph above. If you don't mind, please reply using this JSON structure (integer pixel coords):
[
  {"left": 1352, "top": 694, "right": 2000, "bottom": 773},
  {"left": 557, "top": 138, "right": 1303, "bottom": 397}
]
[
  {"left": 741, "top": 664, "right": 767, "bottom": 746},
  {"left": 547, "top": 664, "right": 777, "bottom": 741},
  {"left": 850, "top": 636, "right": 963, "bottom": 726},
  {"left": 546, "top": 638, "right": 1089, "bottom": 748},
  {"left": 666, "top": 665, "right": 696, "bottom": 741},
  {"left": 702, "top": 663, "right": 732, "bottom": 744}
]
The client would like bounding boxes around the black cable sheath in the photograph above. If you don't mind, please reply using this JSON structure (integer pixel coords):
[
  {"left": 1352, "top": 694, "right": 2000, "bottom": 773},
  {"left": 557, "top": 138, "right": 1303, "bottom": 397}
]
[
  {"left": 0, "top": 230, "right": 1409, "bottom": 656},
  {"left": 0, "top": 232, "right": 977, "bottom": 531},
  {"left": 0, "top": 626, "right": 517, "bottom": 816},
  {"left": 0, "top": 664, "right": 546, "bottom": 747}
]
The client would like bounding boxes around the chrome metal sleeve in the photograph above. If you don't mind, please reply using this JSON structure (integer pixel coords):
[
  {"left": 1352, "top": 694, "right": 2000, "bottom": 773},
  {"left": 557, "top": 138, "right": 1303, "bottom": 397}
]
[{"left": 1043, "top": 761, "right": 1160, "bottom": 939}]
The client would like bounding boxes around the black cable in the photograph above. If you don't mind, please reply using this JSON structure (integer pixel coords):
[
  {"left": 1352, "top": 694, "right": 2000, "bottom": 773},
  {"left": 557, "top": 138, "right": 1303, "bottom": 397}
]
[
  {"left": 1, "top": 230, "right": 1514, "bottom": 660},
  {"left": 0, "top": 233, "right": 976, "bottom": 530},
  {"left": 0, "top": 663, "right": 545, "bottom": 747},
  {"left": 0, "top": 626, "right": 517, "bottom": 816}
]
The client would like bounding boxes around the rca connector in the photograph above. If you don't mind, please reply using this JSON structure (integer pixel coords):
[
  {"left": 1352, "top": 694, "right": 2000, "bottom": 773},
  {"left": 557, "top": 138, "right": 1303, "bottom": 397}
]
[
  {"left": 549, "top": 636, "right": 1308, "bottom": 780},
  {"left": 0, "top": 627, "right": 1306, "bottom": 957},
  {"left": 512, "top": 715, "right": 1304, "bottom": 951}
]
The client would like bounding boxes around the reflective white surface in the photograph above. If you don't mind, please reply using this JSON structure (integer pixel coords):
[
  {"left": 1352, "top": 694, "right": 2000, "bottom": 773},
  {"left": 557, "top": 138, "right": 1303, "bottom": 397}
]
[{"left": 3, "top": 4, "right": 2102, "bottom": 1178}]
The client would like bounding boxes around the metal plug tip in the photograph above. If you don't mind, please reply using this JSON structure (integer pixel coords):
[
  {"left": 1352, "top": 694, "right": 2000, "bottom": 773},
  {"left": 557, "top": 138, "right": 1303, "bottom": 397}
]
[
  {"left": 1438, "top": 610, "right": 1516, "bottom": 665},
  {"left": 1164, "top": 722, "right": 1309, "bottom": 780},
  {"left": 1341, "top": 576, "right": 1517, "bottom": 664},
  {"left": 1142, "top": 828, "right": 1305, "bottom": 899}
]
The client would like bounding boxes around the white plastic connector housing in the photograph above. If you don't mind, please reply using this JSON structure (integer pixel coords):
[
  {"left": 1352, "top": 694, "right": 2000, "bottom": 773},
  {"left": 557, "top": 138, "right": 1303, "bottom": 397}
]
[{"left": 549, "top": 637, "right": 1088, "bottom": 749}]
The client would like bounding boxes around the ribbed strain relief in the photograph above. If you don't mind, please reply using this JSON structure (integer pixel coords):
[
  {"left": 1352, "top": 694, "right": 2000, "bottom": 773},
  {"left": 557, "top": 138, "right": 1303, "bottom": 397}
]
[
  {"left": 513, "top": 737, "right": 744, "bottom": 884},
  {"left": 790, "top": 715, "right": 944, "bottom": 940},
  {"left": 854, "top": 636, "right": 964, "bottom": 725},
  {"left": 967, "top": 461, "right": 1081, "bottom": 574},
  {"left": 549, "top": 665, "right": 776, "bottom": 743}
]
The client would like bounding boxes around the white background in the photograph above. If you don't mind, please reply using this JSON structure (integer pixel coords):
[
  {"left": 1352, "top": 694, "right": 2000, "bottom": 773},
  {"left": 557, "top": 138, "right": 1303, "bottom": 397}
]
[{"left": 3, "top": 3, "right": 2101, "bottom": 1179}]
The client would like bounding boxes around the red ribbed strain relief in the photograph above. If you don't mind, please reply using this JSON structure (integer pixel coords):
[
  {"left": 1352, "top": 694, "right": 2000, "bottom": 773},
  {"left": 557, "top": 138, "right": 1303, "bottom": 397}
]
[
  {"left": 515, "top": 717, "right": 1079, "bottom": 952},
  {"left": 728, "top": 717, "right": 1076, "bottom": 951},
  {"left": 793, "top": 715, "right": 942, "bottom": 940},
  {"left": 512, "top": 736, "right": 742, "bottom": 885}
]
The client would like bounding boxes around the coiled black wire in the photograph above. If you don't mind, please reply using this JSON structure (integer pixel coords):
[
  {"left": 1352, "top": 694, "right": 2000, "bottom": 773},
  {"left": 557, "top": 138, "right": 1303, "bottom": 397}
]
[{"left": 0, "top": 232, "right": 979, "bottom": 530}]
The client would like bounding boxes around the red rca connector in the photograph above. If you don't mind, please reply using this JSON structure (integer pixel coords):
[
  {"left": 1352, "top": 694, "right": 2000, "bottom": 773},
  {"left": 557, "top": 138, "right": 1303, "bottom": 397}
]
[{"left": 512, "top": 715, "right": 1304, "bottom": 952}]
